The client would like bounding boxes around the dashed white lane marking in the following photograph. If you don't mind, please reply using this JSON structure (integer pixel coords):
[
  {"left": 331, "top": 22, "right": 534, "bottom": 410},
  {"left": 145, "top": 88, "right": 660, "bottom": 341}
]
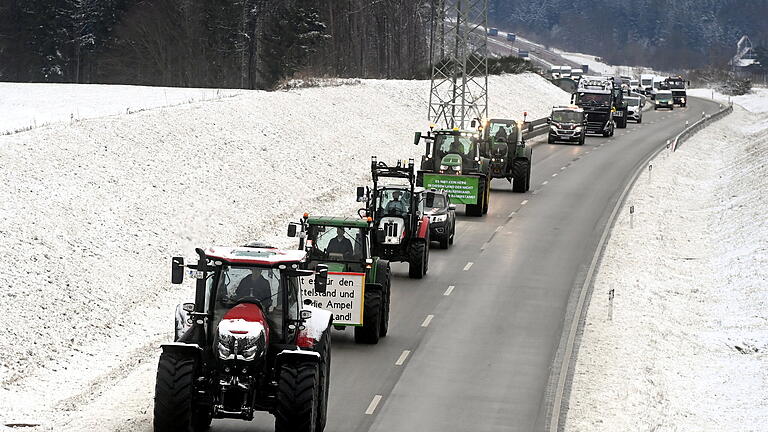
[
  {"left": 365, "top": 395, "right": 383, "bottom": 414},
  {"left": 560, "top": 166, "right": 566, "bottom": 170},
  {"left": 395, "top": 350, "right": 411, "bottom": 366},
  {"left": 444, "top": 285, "right": 455, "bottom": 296},
  {"left": 521, "top": 200, "right": 529, "bottom": 206},
  {"left": 463, "top": 262, "right": 473, "bottom": 271},
  {"left": 421, "top": 314, "right": 434, "bottom": 327},
  {"left": 532, "top": 190, "right": 540, "bottom": 195},
  {"left": 480, "top": 242, "right": 489, "bottom": 251},
  {"left": 542, "top": 180, "right": 549, "bottom": 185},
  {"left": 508, "top": 211, "right": 516, "bottom": 218},
  {"left": 584, "top": 151, "right": 591, "bottom": 154},
  {"left": 552, "top": 173, "right": 558, "bottom": 177},
  {"left": 496, "top": 225, "right": 503, "bottom": 232}
]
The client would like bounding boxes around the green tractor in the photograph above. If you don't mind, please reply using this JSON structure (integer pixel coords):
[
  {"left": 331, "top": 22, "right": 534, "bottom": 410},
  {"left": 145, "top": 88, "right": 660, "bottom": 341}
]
[
  {"left": 288, "top": 215, "right": 391, "bottom": 344},
  {"left": 414, "top": 127, "right": 491, "bottom": 217},
  {"left": 478, "top": 118, "right": 532, "bottom": 193}
]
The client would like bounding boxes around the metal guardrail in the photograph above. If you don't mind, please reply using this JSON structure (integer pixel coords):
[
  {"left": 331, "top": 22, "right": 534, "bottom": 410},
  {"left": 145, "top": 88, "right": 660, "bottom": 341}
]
[
  {"left": 522, "top": 117, "right": 550, "bottom": 139},
  {"left": 672, "top": 102, "right": 734, "bottom": 151}
]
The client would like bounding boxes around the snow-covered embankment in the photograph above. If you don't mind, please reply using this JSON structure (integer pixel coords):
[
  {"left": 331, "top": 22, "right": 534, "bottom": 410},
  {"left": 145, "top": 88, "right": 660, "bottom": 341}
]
[
  {"left": 565, "top": 93, "right": 768, "bottom": 430},
  {"left": 0, "top": 74, "right": 569, "bottom": 431}
]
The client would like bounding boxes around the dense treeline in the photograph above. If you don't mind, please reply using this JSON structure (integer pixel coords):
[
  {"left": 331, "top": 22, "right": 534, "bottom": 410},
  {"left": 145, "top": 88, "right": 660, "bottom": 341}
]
[
  {"left": 0, "top": 0, "right": 430, "bottom": 88},
  {"left": 489, "top": 0, "right": 768, "bottom": 70}
]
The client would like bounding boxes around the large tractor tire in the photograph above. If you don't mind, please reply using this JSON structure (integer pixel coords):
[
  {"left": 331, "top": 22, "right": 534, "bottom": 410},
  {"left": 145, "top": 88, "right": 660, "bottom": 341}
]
[
  {"left": 408, "top": 241, "right": 427, "bottom": 278},
  {"left": 315, "top": 332, "right": 331, "bottom": 432},
  {"left": 617, "top": 115, "right": 627, "bottom": 128},
  {"left": 378, "top": 263, "right": 391, "bottom": 337},
  {"left": 354, "top": 290, "right": 382, "bottom": 344},
  {"left": 511, "top": 159, "right": 530, "bottom": 193},
  {"left": 275, "top": 362, "right": 320, "bottom": 432},
  {"left": 153, "top": 353, "right": 211, "bottom": 432}
]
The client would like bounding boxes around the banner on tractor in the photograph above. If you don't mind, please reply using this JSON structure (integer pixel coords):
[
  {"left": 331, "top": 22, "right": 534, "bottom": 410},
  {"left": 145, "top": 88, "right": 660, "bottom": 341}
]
[
  {"left": 300, "top": 272, "right": 365, "bottom": 326},
  {"left": 422, "top": 173, "right": 479, "bottom": 205}
]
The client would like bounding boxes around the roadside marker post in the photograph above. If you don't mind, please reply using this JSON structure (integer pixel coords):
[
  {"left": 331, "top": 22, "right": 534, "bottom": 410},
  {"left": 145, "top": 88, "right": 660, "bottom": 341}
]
[
  {"left": 608, "top": 288, "right": 615, "bottom": 321},
  {"left": 629, "top": 205, "right": 635, "bottom": 229}
]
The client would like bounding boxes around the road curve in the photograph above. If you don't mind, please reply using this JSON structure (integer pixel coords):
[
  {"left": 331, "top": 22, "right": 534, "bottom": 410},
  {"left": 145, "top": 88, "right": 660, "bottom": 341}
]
[{"left": 213, "top": 97, "right": 723, "bottom": 432}]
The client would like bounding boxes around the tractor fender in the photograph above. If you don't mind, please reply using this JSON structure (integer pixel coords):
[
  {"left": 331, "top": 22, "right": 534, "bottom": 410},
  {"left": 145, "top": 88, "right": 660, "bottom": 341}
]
[
  {"left": 295, "top": 305, "right": 333, "bottom": 349},
  {"left": 160, "top": 342, "right": 203, "bottom": 359},
  {"left": 365, "top": 282, "right": 384, "bottom": 294},
  {"left": 416, "top": 216, "right": 430, "bottom": 239}
]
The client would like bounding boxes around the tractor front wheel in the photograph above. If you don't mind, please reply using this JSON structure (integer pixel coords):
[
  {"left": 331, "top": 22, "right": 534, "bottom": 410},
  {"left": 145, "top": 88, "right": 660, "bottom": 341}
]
[
  {"left": 153, "top": 353, "right": 210, "bottom": 432},
  {"left": 275, "top": 362, "right": 320, "bottom": 432},
  {"left": 379, "top": 264, "right": 391, "bottom": 337},
  {"left": 354, "top": 290, "right": 382, "bottom": 344},
  {"left": 511, "top": 159, "right": 530, "bottom": 193},
  {"left": 316, "top": 332, "right": 331, "bottom": 431}
]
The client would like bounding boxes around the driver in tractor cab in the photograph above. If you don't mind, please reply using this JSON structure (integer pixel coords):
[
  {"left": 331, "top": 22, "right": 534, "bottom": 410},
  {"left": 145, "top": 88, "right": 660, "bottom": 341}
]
[
  {"left": 235, "top": 269, "right": 273, "bottom": 310},
  {"left": 448, "top": 135, "right": 465, "bottom": 155},
  {"left": 494, "top": 126, "right": 508, "bottom": 142},
  {"left": 385, "top": 190, "right": 407, "bottom": 216},
  {"left": 326, "top": 227, "right": 354, "bottom": 258}
]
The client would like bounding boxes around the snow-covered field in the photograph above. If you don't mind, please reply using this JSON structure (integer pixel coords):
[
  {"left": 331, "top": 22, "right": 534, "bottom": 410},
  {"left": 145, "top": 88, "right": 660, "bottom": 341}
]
[
  {"left": 0, "top": 83, "right": 242, "bottom": 135},
  {"left": 566, "top": 97, "right": 768, "bottom": 430},
  {"left": 0, "top": 74, "right": 569, "bottom": 431},
  {"left": 689, "top": 87, "right": 768, "bottom": 114}
]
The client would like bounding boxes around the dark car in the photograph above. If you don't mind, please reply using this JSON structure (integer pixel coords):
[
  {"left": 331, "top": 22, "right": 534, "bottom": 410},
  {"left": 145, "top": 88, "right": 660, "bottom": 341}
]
[
  {"left": 548, "top": 106, "right": 587, "bottom": 145},
  {"left": 422, "top": 189, "right": 456, "bottom": 249}
]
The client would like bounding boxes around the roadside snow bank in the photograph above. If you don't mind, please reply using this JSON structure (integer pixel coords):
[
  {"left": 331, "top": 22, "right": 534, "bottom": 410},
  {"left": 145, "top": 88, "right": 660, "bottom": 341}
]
[
  {"left": 689, "top": 87, "right": 768, "bottom": 114},
  {"left": 0, "top": 82, "right": 242, "bottom": 135},
  {"left": 0, "top": 73, "right": 569, "bottom": 430},
  {"left": 565, "top": 103, "right": 768, "bottom": 430}
]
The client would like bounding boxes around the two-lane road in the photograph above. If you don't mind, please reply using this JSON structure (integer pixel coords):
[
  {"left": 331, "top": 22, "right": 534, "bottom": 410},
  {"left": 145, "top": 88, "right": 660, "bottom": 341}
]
[{"left": 216, "top": 97, "right": 722, "bottom": 432}]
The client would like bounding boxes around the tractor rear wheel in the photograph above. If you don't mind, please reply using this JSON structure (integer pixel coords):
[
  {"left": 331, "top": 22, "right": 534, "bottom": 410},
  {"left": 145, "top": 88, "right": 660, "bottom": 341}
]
[
  {"left": 315, "top": 332, "right": 331, "bottom": 431},
  {"left": 153, "top": 353, "right": 210, "bottom": 432},
  {"left": 379, "top": 264, "right": 391, "bottom": 337},
  {"left": 408, "top": 241, "right": 427, "bottom": 278},
  {"left": 275, "top": 362, "right": 320, "bottom": 432},
  {"left": 354, "top": 290, "right": 382, "bottom": 344},
  {"left": 511, "top": 159, "right": 530, "bottom": 193}
]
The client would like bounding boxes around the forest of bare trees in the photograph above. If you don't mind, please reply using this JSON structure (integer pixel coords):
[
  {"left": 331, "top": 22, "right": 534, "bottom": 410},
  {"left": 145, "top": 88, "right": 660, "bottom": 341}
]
[{"left": 0, "top": 0, "right": 431, "bottom": 89}]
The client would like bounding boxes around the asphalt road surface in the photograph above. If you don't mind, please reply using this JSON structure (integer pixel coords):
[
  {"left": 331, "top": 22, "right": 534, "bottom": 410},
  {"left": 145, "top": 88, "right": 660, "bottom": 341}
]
[{"left": 214, "top": 96, "right": 722, "bottom": 432}]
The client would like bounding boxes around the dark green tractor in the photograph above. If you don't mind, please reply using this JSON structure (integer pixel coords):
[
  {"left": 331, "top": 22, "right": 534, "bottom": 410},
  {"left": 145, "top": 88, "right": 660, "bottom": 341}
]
[
  {"left": 414, "top": 128, "right": 491, "bottom": 217},
  {"left": 288, "top": 215, "right": 391, "bottom": 344},
  {"left": 478, "top": 118, "right": 532, "bottom": 193}
]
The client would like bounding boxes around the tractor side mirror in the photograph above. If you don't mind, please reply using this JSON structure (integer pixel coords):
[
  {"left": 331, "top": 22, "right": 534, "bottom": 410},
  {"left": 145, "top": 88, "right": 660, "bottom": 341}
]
[
  {"left": 356, "top": 186, "right": 366, "bottom": 202},
  {"left": 425, "top": 193, "right": 435, "bottom": 208},
  {"left": 171, "top": 257, "right": 184, "bottom": 284},
  {"left": 413, "top": 132, "right": 422, "bottom": 145},
  {"left": 182, "top": 302, "right": 195, "bottom": 312},
  {"left": 300, "top": 309, "right": 312, "bottom": 321},
  {"left": 376, "top": 229, "right": 386, "bottom": 243},
  {"left": 314, "top": 264, "right": 328, "bottom": 294},
  {"left": 547, "top": 117, "right": 552, "bottom": 124},
  {"left": 287, "top": 222, "right": 299, "bottom": 238},
  {"left": 470, "top": 119, "right": 477, "bottom": 128}
]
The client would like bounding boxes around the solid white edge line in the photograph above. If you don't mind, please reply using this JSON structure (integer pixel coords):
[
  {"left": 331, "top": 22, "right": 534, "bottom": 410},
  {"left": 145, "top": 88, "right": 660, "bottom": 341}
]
[
  {"left": 444, "top": 285, "right": 455, "bottom": 296},
  {"left": 421, "top": 314, "right": 434, "bottom": 327},
  {"left": 365, "top": 395, "right": 383, "bottom": 415},
  {"left": 395, "top": 350, "right": 411, "bottom": 366},
  {"left": 463, "top": 262, "right": 473, "bottom": 271},
  {"left": 547, "top": 100, "right": 723, "bottom": 431}
]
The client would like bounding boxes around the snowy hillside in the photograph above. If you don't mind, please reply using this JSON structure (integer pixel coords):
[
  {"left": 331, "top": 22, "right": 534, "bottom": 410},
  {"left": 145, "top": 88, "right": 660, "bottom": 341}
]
[
  {"left": 565, "top": 97, "right": 768, "bottom": 429},
  {"left": 0, "top": 73, "right": 569, "bottom": 431},
  {"left": 0, "top": 83, "right": 242, "bottom": 135}
]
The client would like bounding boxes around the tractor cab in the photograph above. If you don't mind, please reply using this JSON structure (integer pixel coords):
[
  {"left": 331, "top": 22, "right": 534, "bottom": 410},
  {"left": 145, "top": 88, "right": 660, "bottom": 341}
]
[
  {"left": 300, "top": 216, "right": 372, "bottom": 272},
  {"left": 417, "top": 128, "right": 484, "bottom": 175}
]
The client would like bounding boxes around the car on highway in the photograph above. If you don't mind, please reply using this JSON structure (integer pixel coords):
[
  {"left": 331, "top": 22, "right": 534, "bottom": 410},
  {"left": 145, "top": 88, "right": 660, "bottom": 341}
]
[
  {"left": 422, "top": 189, "right": 456, "bottom": 249},
  {"left": 625, "top": 96, "right": 643, "bottom": 123},
  {"left": 548, "top": 106, "right": 587, "bottom": 145},
  {"left": 655, "top": 90, "right": 674, "bottom": 110}
]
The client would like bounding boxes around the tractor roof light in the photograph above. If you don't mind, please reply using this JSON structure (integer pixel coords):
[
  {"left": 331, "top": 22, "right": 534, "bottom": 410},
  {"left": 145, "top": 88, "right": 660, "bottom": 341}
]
[{"left": 303, "top": 212, "right": 309, "bottom": 219}]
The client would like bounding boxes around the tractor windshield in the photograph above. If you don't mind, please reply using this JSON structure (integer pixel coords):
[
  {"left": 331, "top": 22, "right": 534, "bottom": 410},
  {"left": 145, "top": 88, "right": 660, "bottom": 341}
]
[
  {"left": 376, "top": 187, "right": 411, "bottom": 218},
  {"left": 308, "top": 225, "right": 365, "bottom": 262},
  {"left": 488, "top": 122, "right": 517, "bottom": 142},
  {"left": 212, "top": 266, "right": 290, "bottom": 340},
  {"left": 435, "top": 134, "right": 474, "bottom": 157}
]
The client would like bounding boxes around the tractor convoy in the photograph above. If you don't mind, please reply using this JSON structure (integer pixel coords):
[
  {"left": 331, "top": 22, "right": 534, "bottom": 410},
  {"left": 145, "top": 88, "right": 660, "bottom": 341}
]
[{"left": 153, "top": 66, "right": 681, "bottom": 429}]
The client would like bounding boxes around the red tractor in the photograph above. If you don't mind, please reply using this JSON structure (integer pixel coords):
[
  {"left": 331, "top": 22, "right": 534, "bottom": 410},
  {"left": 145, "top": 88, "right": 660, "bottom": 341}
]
[
  {"left": 357, "top": 157, "right": 430, "bottom": 278},
  {"left": 155, "top": 244, "right": 332, "bottom": 432}
]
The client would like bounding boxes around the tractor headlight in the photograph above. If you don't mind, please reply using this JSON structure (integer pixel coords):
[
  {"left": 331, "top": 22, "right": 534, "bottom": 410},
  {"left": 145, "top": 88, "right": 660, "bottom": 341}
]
[
  {"left": 218, "top": 334, "right": 234, "bottom": 360},
  {"left": 431, "top": 214, "right": 448, "bottom": 223},
  {"left": 440, "top": 164, "right": 449, "bottom": 171},
  {"left": 239, "top": 335, "right": 265, "bottom": 361},
  {"left": 451, "top": 165, "right": 461, "bottom": 171}
]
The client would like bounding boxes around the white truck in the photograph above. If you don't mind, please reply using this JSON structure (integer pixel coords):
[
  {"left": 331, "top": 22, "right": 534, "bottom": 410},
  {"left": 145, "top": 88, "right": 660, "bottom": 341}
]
[{"left": 640, "top": 74, "right": 654, "bottom": 95}]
